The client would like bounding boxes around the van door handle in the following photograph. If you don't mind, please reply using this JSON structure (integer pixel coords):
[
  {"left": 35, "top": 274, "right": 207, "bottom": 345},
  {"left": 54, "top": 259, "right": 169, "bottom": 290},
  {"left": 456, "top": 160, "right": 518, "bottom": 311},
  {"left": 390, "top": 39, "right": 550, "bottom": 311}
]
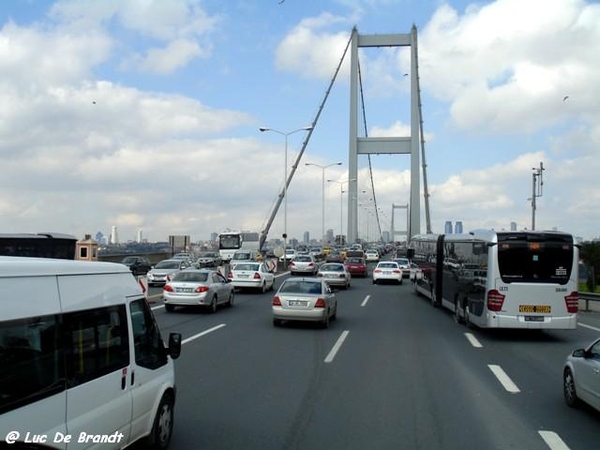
[
  {"left": 131, "top": 371, "right": 135, "bottom": 386},
  {"left": 121, "top": 368, "right": 127, "bottom": 390}
]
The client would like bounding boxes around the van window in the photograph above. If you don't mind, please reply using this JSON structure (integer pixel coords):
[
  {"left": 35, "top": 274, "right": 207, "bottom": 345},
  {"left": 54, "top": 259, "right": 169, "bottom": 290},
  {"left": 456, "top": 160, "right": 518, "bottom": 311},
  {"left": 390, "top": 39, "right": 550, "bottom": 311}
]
[
  {"left": 65, "top": 305, "right": 130, "bottom": 386},
  {"left": 0, "top": 315, "right": 64, "bottom": 414},
  {"left": 130, "top": 299, "right": 168, "bottom": 370}
]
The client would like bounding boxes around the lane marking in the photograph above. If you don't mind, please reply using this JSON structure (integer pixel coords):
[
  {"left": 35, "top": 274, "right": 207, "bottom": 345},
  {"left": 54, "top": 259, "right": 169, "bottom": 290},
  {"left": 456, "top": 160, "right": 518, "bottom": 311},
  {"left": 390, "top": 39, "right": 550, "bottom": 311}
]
[
  {"left": 361, "top": 295, "right": 371, "bottom": 307},
  {"left": 579, "top": 322, "right": 600, "bottom": 332},
  {"left": 464, "top": 332, "right": 483, "bottom": 348},
  {"left": 182, "top": 324, "right": 227, "bottom": 345},
  {"left": 325, "top": 330, "right": 350, "bottom": 363},
  {"left": 539, "top": 431, "right": 571, "bottom": 450},
  {"left": 488, "top": 364, "right": 521, "bottom": 393}
]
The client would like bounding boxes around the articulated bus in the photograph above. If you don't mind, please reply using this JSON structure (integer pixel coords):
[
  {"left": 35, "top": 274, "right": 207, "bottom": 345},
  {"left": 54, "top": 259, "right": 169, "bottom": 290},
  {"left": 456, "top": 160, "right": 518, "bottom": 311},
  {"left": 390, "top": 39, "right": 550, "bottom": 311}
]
[
  {"left": 0, "top": 232, "right": 77, "bottom": 260},
  {"left": 409, "top": 230, "right": 579, "bottom": 329}
]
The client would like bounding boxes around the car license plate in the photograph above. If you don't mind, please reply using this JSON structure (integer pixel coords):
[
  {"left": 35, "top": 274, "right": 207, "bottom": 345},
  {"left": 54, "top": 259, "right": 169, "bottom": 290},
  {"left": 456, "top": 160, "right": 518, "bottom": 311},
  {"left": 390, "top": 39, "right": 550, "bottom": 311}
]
[
  {"left": 288, "top": 300, "right": 308, "bottom": 307},
  {"left": 178, "top": 288, "right": 194, "bottom": 293},
  {"left": 524, "top": 316, "right": 545, "bottom": 322},
  {"left": 238, "top": 274, "right": 249, "bottom": 278},
  {"left": 519, "top": 305, "right": 551, "bottom": 313},
  {"left": 384, "top": 271, "right": 391, "bottom": 275}
]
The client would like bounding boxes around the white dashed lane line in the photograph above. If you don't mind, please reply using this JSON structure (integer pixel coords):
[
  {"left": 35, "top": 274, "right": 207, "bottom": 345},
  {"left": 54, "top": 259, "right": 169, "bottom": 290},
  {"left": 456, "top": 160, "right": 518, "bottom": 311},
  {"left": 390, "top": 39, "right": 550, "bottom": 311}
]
[
  {"left": 324, "top": 330, "right": 350, "bottom": 363},
  {"left": 539, "top": 431, "right": 571, "bottom": 450},
  {"left": 464, "top": 332, "right": 483, "bottom": 348},
  {"left": 361, "top": 295, "right": 370, "bottom": 307},
  {"left": 488, "top": 364, "right": 521, "bottom": 393}
]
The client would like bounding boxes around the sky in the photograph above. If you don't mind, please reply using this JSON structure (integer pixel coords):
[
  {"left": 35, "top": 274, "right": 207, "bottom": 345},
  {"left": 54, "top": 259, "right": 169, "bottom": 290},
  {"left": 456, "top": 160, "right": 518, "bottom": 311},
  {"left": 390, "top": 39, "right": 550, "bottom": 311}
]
[{"left": 0, "top": 0, "right": 599, "bottom": 244}]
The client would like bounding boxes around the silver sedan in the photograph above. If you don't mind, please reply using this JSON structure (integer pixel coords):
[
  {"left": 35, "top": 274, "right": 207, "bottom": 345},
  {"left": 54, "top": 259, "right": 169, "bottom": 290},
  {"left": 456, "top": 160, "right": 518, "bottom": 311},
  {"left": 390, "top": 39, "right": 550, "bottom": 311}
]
[
  {"left": 564, "top": 337, "right": 600, "bottom": 412},
  {"left": 317, "top": 262, "right": 351, "bottom": 289},
  {"left": 288, "top": 254, "right": 319, "bottom": 276},
  {"left": 163, "top": 269, "right": 234, "bottom": 313},
  {"left": 272, "top": 278, "right": 337, "bottom": 328}
]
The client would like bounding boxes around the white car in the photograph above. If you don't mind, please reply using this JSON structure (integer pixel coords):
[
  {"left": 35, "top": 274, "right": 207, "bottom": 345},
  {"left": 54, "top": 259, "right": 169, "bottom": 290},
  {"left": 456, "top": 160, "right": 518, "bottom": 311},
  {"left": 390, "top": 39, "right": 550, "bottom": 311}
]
[
  {"left": 228, "top": 262, "right": 275, "bottom": 292},
  {"left": 372, "top": 261, "right": 403, "bottom": 284},
  {"left": 564, "top": 337, "right": 600, "bottom": 412},
  {"left": 279, "top": 248, "right": 296, "bottom": 262},
  {"left": 365, "top": 250, "right": 380, "bottom": 262}
]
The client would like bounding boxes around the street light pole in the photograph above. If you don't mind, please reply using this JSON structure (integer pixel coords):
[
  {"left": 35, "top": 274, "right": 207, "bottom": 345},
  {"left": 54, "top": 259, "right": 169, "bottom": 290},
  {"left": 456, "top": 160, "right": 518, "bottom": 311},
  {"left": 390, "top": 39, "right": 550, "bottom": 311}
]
[
  {"left": 259, "top": 126, "right": 313, "bottom": 269},
  {"left": 327, "top": 178, "right": 355, "bottom": 245},
  {"left": 305, "top": 162, "right": 342, "bottom": 246}
]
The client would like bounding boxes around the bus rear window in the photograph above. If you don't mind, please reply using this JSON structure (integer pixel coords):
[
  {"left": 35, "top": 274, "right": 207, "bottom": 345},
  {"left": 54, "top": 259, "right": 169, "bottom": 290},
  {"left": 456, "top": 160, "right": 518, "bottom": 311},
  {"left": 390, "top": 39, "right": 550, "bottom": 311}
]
[{"left": 497, "top": 239, "right": 573, "bottom": 284}]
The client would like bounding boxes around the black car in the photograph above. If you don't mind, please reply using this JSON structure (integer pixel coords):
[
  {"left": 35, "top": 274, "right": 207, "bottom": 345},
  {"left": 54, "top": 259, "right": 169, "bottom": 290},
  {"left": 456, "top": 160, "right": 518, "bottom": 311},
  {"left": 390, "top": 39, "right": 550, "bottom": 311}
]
[{"left": 121, "top": 256, "right": 152, "bottom": 276}]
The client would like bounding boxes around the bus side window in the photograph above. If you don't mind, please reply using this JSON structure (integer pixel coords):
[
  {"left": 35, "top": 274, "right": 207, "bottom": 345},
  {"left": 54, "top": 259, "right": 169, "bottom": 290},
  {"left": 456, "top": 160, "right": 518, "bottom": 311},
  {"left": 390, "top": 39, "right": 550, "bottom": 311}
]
[{"left": 130, "top": 299, "right": 168, "bottom": 370}]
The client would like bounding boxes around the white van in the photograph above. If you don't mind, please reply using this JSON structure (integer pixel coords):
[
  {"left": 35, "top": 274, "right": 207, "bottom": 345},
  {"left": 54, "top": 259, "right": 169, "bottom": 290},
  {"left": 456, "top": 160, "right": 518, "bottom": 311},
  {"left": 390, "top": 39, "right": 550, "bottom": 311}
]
[{"left": 0, "top": 256, "right": 182, "bottom": 449}]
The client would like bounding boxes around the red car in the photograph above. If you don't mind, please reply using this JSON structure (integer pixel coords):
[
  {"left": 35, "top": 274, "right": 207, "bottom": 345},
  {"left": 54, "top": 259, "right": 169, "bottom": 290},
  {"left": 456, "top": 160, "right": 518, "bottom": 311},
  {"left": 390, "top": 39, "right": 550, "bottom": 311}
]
[{"left": 344, "top": 257, "right": 368, "bottom": 278}]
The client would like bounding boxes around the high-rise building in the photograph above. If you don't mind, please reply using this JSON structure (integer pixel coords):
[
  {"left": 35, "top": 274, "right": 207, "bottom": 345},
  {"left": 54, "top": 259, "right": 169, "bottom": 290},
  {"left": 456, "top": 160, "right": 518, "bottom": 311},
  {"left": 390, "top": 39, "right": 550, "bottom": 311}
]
[
  {"left": 210, "top": 232, "right": 218, "bottom": 242},
  {"left": 326, "top": 229, "right": 334, "bottom": 244},
  {"left": 455, "top": 221, "right": 463, "bottom": 234},
  {"left": 444, "top": 221, "right": 453, "bottom": 234},
  {"left": 136, "top": 228, "right": 143, "bottom": 243},
  {"left": 510, "top": 221, "right": 517, "bottom": 231},
  {"left": 110, "top": 226, "right": 119, "bottom": 245},
  {"left": 303, "top": 231, "right": 310, "bottom": 244}
]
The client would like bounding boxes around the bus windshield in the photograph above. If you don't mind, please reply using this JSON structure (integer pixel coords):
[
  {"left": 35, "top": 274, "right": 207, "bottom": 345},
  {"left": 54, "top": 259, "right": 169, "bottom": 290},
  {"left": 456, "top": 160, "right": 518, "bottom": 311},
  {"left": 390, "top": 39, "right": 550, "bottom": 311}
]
[
  {"left": 219, "top": 234, "right": 241, "bottom": 250},
  {"left": 497, "top": 236, "right": 573, "bottom": 284}
]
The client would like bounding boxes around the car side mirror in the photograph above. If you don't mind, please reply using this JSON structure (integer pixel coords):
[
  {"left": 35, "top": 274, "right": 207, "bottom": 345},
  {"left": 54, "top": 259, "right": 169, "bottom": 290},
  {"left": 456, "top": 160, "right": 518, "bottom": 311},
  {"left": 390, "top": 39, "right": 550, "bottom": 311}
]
[
  {"left": 571, "top": 348, "right": 585, "bottom": 358},
  {"left": 168, "top": 333, "right": 182, "bottom": 359}
]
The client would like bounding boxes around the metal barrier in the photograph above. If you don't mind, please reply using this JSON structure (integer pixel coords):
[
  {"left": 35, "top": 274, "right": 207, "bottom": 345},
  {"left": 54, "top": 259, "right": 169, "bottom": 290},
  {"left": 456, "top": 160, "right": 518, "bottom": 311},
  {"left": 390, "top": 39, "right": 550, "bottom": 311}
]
[{"left": 580, "top": 292, "right": 600, "bottom": 312}]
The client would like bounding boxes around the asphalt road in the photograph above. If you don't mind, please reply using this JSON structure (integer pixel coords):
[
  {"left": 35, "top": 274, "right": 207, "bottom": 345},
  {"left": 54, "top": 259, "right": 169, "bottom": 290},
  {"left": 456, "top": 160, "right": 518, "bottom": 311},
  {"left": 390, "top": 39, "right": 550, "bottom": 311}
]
[{"left": 148, "top": 272, "right": 600, "bottom": 450}]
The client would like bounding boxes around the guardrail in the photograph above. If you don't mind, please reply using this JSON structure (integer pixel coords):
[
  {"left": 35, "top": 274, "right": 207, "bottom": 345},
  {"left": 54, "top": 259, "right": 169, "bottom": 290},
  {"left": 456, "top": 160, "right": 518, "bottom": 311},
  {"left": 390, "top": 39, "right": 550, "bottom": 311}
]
[{"left": 580, "top": 292, "right": 600, "bottom": 312}]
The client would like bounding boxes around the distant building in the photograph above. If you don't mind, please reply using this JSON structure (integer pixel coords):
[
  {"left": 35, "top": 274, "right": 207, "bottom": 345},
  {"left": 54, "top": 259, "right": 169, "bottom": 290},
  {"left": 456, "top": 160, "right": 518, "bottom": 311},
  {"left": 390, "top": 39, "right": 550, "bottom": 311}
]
[
  {"left": 444, "top": 221, "right": 453, "bottom": 234},
  {"left": 303, "top": 231, "right": 310, "bottom": 244},
  {"left": 510, "top": 221, "right": 517, "bottom": 231},
  {"left": 136, "top": 228, "right": 143, "bottom": 243},
  {"left": 326, "top": 229, "right": 334, "bottom": 244},
  {"left": 210, "top": 232, "right": 218, "bottom": 242},
  {"left": 110, "top": 226, "right": 119, "bottom": 245},
  {"left": 455, "top": 221, "right": 463, "bottom": 234}
]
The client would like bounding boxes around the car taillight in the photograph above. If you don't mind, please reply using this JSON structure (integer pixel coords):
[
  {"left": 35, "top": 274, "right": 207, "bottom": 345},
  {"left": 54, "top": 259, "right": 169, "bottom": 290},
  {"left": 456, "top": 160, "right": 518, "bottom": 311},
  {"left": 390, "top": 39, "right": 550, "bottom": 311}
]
[
  {"left": 253, "top": 272, "right": 261, "bottom": 279},
  {"left": 315, "top": 298, "right": 326, "bottom": 308},
  {"left": 163, "top": 285, "right": 173, "bottom": 292},
  {"left": 487, "top": 289, "right": 505, "bottom": 312},
  {"left": 565, "top": 291, "right": 579, "bottom": 313},
  {"left": 227, "top": 272, "right": 233, "bottom": 279},
  {"left": 309, "top": 263, "right": 315, "bottom": 267},
  {"left": 289, "top": 262, "right": 296, "bottom": 267},
  {"left": 195, "top": 286, "right": 209, "bottom": 293},
  {"left": 272, "top": 296, "right": 282, "bottom": 306},
  {"left": 393, "top": 269, "right": 401, "bottom": 274},
  {"left": 374, "top": 269, "right": 382, "bottom": 274}
]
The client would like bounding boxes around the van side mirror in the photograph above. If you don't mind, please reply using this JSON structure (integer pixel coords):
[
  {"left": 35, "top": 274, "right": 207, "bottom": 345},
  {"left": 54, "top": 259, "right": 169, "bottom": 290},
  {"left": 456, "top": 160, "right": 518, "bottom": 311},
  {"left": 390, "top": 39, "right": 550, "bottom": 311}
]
[{"left": 168, "top": 332, "right": 182, "bottom": 359}]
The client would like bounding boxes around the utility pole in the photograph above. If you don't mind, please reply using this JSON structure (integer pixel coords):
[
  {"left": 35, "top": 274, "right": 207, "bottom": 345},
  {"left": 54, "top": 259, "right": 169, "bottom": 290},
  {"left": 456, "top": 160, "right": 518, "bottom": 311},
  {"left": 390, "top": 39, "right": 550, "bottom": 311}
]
[{"left": 530, "top": 162, "right": 545, "bottom": 230}]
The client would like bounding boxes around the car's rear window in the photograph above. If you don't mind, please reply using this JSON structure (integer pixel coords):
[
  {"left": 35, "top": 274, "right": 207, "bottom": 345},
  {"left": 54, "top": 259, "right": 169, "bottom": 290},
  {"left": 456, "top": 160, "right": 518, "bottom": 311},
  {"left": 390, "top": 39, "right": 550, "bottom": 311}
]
[
  {"left": 321, "top": 264, "right": 343, "bottom": 272},
  {"left": 234, "top": 263, "right": 259, "bottom": 271},
  {"left": 173, "top": 272, "right": 208, "bottom": 282},
  {"left": 280, "top": 280, "right": 322, "bottom": 294}
]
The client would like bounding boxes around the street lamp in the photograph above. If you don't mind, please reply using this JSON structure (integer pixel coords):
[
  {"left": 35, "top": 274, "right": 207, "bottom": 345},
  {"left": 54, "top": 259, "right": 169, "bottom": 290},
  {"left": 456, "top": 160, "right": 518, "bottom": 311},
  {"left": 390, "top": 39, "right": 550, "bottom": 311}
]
[
  {"left": 259, "top": 125, "right": 313, "bottom": 268},
  {"left": 327, "top": 178, "right": 356, "bottom": 245},
  {"left": 305, "top": 162, "right": 342, "bottom": 246}
]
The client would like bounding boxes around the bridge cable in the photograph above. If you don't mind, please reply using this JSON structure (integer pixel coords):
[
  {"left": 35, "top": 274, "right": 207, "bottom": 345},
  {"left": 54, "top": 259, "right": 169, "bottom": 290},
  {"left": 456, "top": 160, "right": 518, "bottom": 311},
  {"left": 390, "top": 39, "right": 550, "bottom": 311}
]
[
  {"left": 258, "top": 27, "right": 357, "bottom": 251},
  {"left": 357, "top": 57, "right": 383, "bottom": 242}
]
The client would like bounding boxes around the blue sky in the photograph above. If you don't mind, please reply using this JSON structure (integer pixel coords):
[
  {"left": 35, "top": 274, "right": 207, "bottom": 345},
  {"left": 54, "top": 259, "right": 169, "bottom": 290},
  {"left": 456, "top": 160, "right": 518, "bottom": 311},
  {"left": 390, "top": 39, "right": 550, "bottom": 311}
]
[{"left": 0, "top": 0, "right": 598, "bottom": 244}]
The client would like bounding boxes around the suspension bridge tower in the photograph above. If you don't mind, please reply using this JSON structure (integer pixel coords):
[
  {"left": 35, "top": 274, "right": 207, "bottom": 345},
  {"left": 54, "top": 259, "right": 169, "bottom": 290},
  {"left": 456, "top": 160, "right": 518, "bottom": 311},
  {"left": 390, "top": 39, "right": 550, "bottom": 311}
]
[{"left": 347, "top": 26, "right": 423, "bottom": 244}]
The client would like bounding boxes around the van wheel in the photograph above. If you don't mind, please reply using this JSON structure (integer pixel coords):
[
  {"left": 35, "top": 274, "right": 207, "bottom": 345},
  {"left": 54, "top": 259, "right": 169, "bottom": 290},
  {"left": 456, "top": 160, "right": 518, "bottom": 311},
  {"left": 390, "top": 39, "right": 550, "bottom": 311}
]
[{"left": 146, "top": 392, "right": 174, "bottom": 450}]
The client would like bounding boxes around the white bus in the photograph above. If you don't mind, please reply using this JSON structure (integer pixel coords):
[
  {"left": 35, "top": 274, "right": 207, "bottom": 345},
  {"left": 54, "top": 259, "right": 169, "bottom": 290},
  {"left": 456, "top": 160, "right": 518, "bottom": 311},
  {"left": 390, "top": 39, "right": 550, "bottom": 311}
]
[
  {"left": 218, "top": 231, "right": 260, "bottom": 262},
  {"left": 409, "top": 229, "right": 579, "bottom": 329}
]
